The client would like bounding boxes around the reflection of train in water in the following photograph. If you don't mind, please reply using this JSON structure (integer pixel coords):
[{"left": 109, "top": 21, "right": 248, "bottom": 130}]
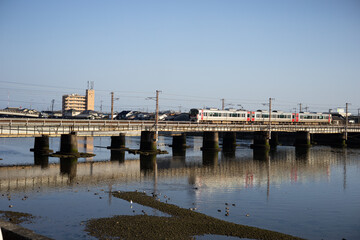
[{"left": 189, "top": 108, "right": 332, "bottom": 124}]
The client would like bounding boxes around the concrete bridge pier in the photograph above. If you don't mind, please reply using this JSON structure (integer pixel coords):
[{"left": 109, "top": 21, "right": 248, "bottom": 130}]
[
  {"left": 313, "top": 133, "right": 347, "bottom": 147},
  {"left": 294, "top": 131, "right": 311, "bottom": 148},
  {"left": 30, "top": 135, "right": 53, "bottom": 154},
  {"left": 172, "top": 133, "right": 187, "bottom": 148},
  {"left": 201, "top": 131, "right": 220, "bottom": 151},
  {"left": 332, "top": 133, "right": 347, "bottom": 147},
  {"left": 110, "top": 133, "right": 126, "bottom": 149},
  {"left": 252, "top": 131, "right": 270, "bottom": 149},
  {"left": 347, "top": 133, "right": 360, "bottom": 147},
  {"left": 222, "top": 132, "right": 237, "bottom": 152},
  {"left": 60, "top": 132, "right": 79, "bottom": 154},
  {"left": 140, "top": 131, "right": 157, "bottom": 152}
]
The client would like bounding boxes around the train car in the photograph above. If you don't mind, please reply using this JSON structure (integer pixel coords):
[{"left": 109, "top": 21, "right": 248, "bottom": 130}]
[
  {"left": 190, "top": 108, "right": 332, "bottom": 124},
  {"left": 252, "top": 110, "right": 293, "bottom": 123},
  {"left": 189, "top": 108, "right": 247, "bottom": 123},
  {"left": 297, "top": 112, "right": 331, "bottom": 124}
]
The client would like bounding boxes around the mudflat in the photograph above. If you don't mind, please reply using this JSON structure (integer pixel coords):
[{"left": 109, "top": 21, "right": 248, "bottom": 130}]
[{"left": 85, "top": 191, "right": 303, "bottom": 240}]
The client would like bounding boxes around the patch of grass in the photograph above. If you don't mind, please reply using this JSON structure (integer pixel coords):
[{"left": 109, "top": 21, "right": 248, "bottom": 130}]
[{"left": 85, "top": 191, "right": 303, "bottom": 240}]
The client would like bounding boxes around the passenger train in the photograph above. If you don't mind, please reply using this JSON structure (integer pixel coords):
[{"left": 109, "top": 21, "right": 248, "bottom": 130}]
[{"left": 189, "top": 108, "right": 332, "bottom": 124}]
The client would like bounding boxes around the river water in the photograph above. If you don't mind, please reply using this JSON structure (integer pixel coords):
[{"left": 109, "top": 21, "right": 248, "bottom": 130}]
[{"left": 0, "top": 136, "right": 359, "bottom": 240}]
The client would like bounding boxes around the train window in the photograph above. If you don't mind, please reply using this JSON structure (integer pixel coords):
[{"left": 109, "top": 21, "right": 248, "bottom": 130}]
[
  {"left": 256, "top": 114, "right": 260, "bottom": 118},
  {"left": 263, "top": 114, "right": 269, "bottom": 118}
]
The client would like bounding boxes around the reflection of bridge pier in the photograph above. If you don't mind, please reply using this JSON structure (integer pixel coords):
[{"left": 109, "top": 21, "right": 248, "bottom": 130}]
[
  {"left": 110, "top": 150, "right": 125, "bottom": 163},
  {"left": 295, "top": 147, "right": 310, "bottom": 161},
  {"left": 140, "top": 154, "right": 157, "bottom": 174},
  {"left": 34, "top": 153, "right": 49, "bottom": 168},
  {"left": 139, "top": 153, "right": 158, "bottom": 194},
  {"left": 202, "top": 151, "right": 219, "bottom": 166},
  {"left": 222, "top": 151, "right": 235, "bottom": 160},
  {"left": 60, "top": 157, "right": 78, "bottom": 183},
  {"left": 253, "top": 148, "right": 270, "bottom": 161}
]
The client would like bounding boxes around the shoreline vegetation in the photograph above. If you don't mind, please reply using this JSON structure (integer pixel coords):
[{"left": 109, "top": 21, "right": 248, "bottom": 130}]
[{"left": 85, "top": 191, "right": 303, "bottom": 240}]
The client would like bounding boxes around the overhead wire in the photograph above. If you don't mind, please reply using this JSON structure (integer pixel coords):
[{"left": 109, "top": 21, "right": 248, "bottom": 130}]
[{"left": 0, "top": 80, "right": 358, "bottom": 113}]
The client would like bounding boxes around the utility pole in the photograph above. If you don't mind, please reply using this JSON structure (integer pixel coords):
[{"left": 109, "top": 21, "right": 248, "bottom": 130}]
[
  {"left": 51, "top": 99, "right": 55, "bottom": 112},
  {"left": 298, "top": 103, "right": 302, "bottom": 113},
  {"left": 155, "top": 90, "right": 161, "bottom": 142},
  {"left": 345, "top": 103, "right": 350, "bottom": 141},
  {"left": 221, "top": 99, "right": 225, "bottom": 110},
  {"left": 268, "top": 98, "right": 275, "bottom": 140},
  {"left": 111, "top": 92, "right": 114, "bottom": 120}
]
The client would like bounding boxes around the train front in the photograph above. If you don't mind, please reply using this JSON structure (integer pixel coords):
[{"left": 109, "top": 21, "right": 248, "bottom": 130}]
[{"left": 189, "top": 109, "right": 200, "bottom": 122}]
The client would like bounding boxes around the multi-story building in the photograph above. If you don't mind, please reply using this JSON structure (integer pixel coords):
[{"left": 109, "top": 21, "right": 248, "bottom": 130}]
[{"left": 62, "top": 89, "right": 95, "bottom": 113}]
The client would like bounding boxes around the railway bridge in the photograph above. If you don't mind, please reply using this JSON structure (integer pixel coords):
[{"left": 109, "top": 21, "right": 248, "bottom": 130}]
[{"left": 1, "top": 118, "right": 360, "bottom": 151}]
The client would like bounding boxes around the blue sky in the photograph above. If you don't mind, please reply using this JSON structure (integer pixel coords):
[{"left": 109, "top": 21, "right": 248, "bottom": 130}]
[{"left": 1, "top": 0, "right": 359, "bottom": 113}]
